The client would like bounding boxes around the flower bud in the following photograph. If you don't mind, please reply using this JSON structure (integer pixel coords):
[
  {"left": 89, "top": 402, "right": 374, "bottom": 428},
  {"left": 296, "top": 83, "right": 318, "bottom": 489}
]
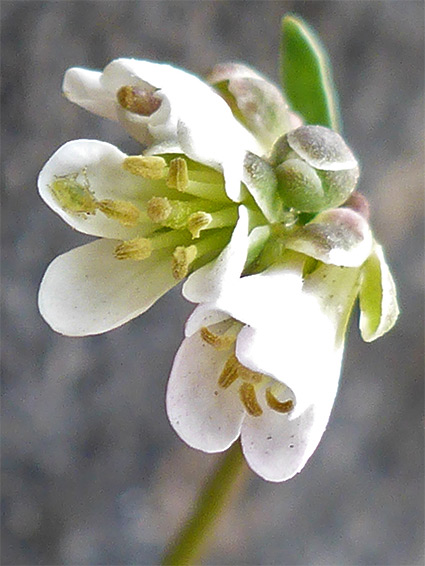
[{"left": 270, "top": 125, "right": 359, "bottom": 213}]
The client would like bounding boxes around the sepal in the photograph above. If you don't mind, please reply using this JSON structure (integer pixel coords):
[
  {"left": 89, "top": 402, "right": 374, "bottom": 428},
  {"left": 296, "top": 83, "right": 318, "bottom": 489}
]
[{"left": 359, "top": 242, "right": 399, "bottom": 341}]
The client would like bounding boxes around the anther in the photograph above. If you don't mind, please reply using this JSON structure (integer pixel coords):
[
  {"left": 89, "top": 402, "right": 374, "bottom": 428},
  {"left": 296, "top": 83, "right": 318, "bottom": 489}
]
[
  {"left": 239, "top": 383, "right": 263, "bottom": 417},
  {"left": 50, "top": 173, "right": 97, "bottom": 214},
  {"left": 167, "top": 157, "right": 189, "bottom": 192},
  {"left": 171, "top": 245, "right": 197, "bottom": 280},
  {"left": 122, "top": 155, "right": 166, "bottom": 179},
  {"left": 218, "top": 355, "right": 240, "bottom": 389},
  {"left": 147, "top": 197, "right": 172, "bottom": 223},
  {"left": 117, "top": 86, "right": 162, "bottom": 116},
  {"left": 114, "top": 237, "right": 152, "bottom": 261},
  {"left": 97, "top": 199, "right": 140, "bottom": 227},
  {"left": 265, "top": 387, "right": 294, "bottom": 414},
  {"left": 200, "top": 326, "right": 237, "bottom": 351},
  {"left": 187, "top": 211, "right": 212, "bottom": 239}
]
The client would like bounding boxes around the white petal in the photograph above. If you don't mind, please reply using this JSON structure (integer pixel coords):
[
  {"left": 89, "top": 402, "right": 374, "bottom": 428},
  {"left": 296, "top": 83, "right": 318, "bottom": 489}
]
[
  {"left": 184, "top": 303, "right": 229, "bottom": 338},
  {"left": 38, "top": 139, "right": 155, "bottom": 239},
  {"left": 240, "top": 356, "right": 341, "bottom": 482},
  {"left": 166, "top": 329, "right": 244, "bottom": 452},
  {"left": 64, "top": 59, "right": 262, "bottom": 202},
  {"left": 232, "top": 262, "right": 355, "bottom": 417},
  {"left": 62, "top": 67, "right": 118, "bottom": 121},
  {"left": 183, "top": 206, "right": 249, "bottom": 303},
  {"left": 38, "top": 239, "right": 177, "bottom": 336}
]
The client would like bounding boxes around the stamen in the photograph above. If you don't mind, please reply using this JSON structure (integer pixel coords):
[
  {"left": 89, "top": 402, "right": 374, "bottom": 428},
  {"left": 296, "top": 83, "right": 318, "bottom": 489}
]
[
  {"left": 147, "top": 197, "right": 172, "bottom": 223},
  {"left": 50, "top": 173, "right": 97, "bottom": 214},
  {"left": 239, "top": 383, "right": 263, "bottom": 417},
  {"left": 167, "top": 157, "right": 189, "bottom": 192},
  {"left": 147, "top": 197, "right": 212, "bottom": 230},
  {"left": 116, "top": 86, "right": 162, "bottom": 116},
  {"left": 122, "top": 155, "right": 166, "bottom": 179},
  {"left": 114, "top": 237, "right": 152, "bottom": 261},
  {"left": 171, "top": 245, "right": 197, "bottom": 280},
  {"left": 187, "top": 212, "right": 212, "bottom": 239},
  {"left": 200, "top": 326, "right": 237, "bottom": 351},
  {"left": 265, "top": 387, "right": 294, "bottom": 414},
  {"left": 97, "top": 199, "right": 140, "bottom": 227},
  {"left": 218, "top": 354, "right": 240, "bottom": 389},
  {"left": 236, "top": 365, "right": 264, "bottom": 384}
]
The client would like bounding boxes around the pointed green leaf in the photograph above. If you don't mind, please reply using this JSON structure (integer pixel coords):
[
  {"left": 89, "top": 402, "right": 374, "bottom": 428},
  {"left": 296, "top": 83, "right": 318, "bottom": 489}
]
[{"left": 280, "top": 14, "right": 342, "bottom": 132}]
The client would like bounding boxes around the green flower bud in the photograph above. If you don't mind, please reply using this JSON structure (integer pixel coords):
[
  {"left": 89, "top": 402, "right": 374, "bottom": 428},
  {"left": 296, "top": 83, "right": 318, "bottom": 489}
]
[{"left": 270, "top": 125, "right": 360, "bottom": 213}]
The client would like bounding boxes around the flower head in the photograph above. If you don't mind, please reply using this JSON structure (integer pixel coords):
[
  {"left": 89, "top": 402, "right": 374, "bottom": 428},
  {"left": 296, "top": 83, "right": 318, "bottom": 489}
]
[{"left": 166, "top": 201, "right": 399, "bottom": 481}]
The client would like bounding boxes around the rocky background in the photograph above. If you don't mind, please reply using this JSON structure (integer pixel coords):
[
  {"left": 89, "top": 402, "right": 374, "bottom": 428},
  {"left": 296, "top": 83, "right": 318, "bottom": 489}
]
[{"left": 2, "top": 1, "right": 424, "bottom": 565}]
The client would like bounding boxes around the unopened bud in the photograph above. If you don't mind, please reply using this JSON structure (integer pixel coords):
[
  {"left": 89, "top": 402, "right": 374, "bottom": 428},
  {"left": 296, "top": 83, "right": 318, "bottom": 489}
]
[{"left": 270, "top": 125, "right": 359, "bottom": 213}]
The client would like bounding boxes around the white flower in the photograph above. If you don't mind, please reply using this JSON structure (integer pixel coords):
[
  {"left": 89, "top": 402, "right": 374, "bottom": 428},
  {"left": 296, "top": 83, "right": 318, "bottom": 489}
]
[
  {"left": 166, "top": 206, "right": 399, "bottom": 482},
  {"left": 63, "top": 58, "right": 263, "bottom": 201},
  {"left": 38, "top": 59, "right": 274, "bottom": 336},
  {"left": 38, "top": 138, "right": 257, "bottom": 336}
]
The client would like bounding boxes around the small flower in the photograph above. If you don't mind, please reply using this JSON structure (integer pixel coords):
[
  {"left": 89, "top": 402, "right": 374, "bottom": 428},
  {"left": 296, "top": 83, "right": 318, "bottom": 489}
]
[
  {"left": 38, "top": 138, "right": 260, "bottom": 336},
  {"left": 166, "top": 204, "right": 399, "bottom": 482},
  {"left": 62, "top": 58, "right": 264, "bottom": 201},
  {"left": 38, "top": 59, "right": 279, "bottom": 336}
]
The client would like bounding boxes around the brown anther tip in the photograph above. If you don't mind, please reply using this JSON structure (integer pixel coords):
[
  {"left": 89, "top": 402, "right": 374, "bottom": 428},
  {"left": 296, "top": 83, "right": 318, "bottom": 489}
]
[
  {"left": 239, "top": 382, "right": 263, "bottom": 417},
  {"left": 117, "top": 86, "right": 162, "bottom": 116},
  {"left": 218, "top": 354, "right": 240, "bottom": 389},
  {"left": 265, "top": 387, "right": 293, "bottom": 414},
  {"left": 200, "top": 326, "right": 236, "bottom": 351}
]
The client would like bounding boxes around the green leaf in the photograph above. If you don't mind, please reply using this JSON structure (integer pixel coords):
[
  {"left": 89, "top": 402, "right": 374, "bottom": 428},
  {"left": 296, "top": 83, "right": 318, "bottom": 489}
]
[{"left": 280, "top": 14, "right": 342, "bottom": 132}]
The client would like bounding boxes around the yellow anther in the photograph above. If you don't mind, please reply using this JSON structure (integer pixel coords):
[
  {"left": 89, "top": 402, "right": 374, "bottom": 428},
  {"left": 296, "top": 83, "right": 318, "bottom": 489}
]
[
  {"left": 239, "top": 383, "right": 263, "bottom": 417},
  {"left": 123, "top": 155, "right": 166, "bottom": 179},
  {"left": 171, "top": 245, "right": 197, "bottom": 280},
  {"left": 200, "top": 326, "right": 237, "bottom": 351},
  {"left": 50, "top": 172, "right": 97, "bottom": 214},
  {"left": 147, "top": 197, "right": 172, "bottom": 223},
  {"left": 97, "top": 199, "right": 140, "bottom": 227},
  {"left": 167, "top": 157, "right": 189, "bottom": 192},
  {"left": 218, "top": 354, "right": 240, "bottom": 389},
  {"left": 116, "top": 86, "right": 162, "bottom": 116},
  {"left": 114, "top": 237, "right": 152, "bottom": 261},
  {"left": 265, "top": 387, "right": 294, "bottom": 414},
  {"left": 187, "top": 211, "right": 212, "bottom": 239}
]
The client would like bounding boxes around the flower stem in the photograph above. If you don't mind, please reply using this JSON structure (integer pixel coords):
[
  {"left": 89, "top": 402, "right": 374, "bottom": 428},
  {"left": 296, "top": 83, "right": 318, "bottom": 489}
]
[{"left": 162, "top": 441, "right": 247, "bottom": 565}]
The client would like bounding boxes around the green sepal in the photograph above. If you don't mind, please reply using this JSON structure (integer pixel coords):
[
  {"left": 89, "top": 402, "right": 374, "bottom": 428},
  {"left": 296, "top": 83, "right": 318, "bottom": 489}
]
[
  {"left": 242, "top": 152, "right": 286, "bottom": 223},
  {"left": 280, "top": 14, "right": 342, "bottom": 132},
  {"left": 359, "top": 241, "right": 399, "bottom": 342}
]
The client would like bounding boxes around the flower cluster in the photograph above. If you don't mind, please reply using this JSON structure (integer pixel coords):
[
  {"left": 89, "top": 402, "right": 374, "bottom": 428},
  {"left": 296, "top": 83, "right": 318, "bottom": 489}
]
[{"left": 38, "top": 56, "right": 399, "bottom": 481}]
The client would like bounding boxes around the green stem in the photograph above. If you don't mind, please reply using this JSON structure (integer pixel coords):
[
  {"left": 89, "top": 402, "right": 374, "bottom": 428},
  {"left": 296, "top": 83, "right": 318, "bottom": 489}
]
[{"left": 162, "top": 441, "right": 247, "bottom": 565}]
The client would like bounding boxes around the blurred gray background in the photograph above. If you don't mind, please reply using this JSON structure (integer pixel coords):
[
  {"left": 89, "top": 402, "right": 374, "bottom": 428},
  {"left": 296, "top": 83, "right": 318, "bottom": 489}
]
[{"left": 2, "top": 1, "right": 424, "bottom": 565}]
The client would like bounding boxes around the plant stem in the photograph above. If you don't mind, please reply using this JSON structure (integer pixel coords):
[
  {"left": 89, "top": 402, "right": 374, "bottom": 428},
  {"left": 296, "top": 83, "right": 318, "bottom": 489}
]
[{"left": 162, "top": 441, "right": 247, "bottom": 565}]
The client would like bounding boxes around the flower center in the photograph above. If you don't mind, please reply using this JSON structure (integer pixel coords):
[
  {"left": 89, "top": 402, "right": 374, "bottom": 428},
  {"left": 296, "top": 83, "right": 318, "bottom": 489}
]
[
  {"left": 49, "top": 155, "right": 245, "bottom": 282},
  {"left": 201, "top": 324, "right": 294, "bottom": 418}
]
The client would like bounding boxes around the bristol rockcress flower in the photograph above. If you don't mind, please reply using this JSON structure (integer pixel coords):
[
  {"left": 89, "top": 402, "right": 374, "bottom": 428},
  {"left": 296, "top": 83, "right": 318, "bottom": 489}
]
[
  {"left": 39, "top": 54, "right": 398, "bottom": 483},
  {"left": 167, "top": 202, "right": 398, "bottom": 482}
]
